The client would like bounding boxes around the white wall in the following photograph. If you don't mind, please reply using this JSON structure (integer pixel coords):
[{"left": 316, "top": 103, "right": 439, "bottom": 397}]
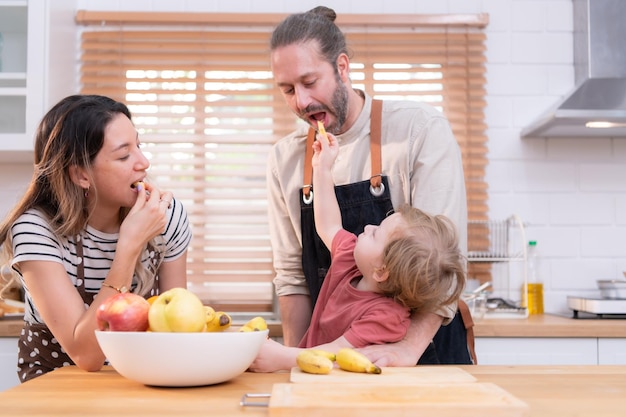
[{"left": 2, "top": 0, "right": 625, "bottom": 315}]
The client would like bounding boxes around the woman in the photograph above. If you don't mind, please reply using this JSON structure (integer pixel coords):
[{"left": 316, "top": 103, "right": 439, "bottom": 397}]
[{"left": 0, "top": 95, "right": 192, "bottom": 382}]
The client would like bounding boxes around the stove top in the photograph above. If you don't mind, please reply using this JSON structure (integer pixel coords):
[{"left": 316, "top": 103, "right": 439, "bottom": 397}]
[{"left": 567, "top": 296, "right": 626, "bottom": 318}]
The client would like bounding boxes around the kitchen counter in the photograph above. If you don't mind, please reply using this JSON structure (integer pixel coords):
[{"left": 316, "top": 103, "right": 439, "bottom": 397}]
[
  {"left": 1, "top": 365, "right": 625, "bottom": 416},
  {"left": 0, "top": 317, "right": 284, "bottom": 338},
  {"left": 5, "top": 314, "right": 626, "bottom": 338},
  {"left": 0, "top": 318, "right": 23, "bottom": 338},
  {"left": 474, "top": 314, "right": 626, "bottom": 338}
]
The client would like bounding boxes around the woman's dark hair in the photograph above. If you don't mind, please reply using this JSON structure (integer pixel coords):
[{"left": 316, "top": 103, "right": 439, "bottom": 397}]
[
  {"left": 0, "top": 94, "right": 162, "bottom": 296},
  {"left": 1, "top": 94, "right": 131, "bottom": 244}
]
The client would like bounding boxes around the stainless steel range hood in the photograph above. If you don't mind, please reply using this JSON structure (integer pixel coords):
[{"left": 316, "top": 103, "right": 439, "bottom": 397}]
[{"left": 521, "top": 0, "right": 626, "bottom": 138}]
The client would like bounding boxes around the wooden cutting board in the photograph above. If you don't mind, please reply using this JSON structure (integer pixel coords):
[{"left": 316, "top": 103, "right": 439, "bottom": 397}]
[
  {"left": 290, "top": 366, "right": 476, "bottom": 384},
  {"left": 268, "top": 382, "right": 529, "bottom": 417}
]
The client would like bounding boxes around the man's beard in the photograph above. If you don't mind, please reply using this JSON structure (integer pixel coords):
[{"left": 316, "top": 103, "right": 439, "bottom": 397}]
[
  {"left": 297, "top": 78, "right": 350, "bottom": 135},
  {"left": 327, "top": 79, "right": 349, "bottom": 135}
]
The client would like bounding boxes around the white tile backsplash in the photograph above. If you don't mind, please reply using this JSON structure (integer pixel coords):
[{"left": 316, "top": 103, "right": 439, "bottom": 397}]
[
  {"left": 617, "top": 196, "right": 626, "bottom": 225},
  {"left": 581, "top": 227, "right": 626, "bottom": 257},
  {"left": 580, "top": 164, "right": 626, "bottom": 192},
  {"left": 549, "top": 194, "right": 614, "bottom": 225},
  {"left": 511, "top": 0, "right": 545, "bottom": 32},
  {"left": 547, "top": 138, "right": 612, "bottom": 161}
]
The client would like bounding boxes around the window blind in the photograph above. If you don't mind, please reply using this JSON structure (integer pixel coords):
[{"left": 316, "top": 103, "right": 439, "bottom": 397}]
[{"left": 77, "top": 11, "right": 489, "bottom": 314}]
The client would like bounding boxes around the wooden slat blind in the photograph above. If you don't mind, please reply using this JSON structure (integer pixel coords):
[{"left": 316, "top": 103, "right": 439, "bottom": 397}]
[{"left": 77, "top": 11, "right": 489, "bottom": 314}]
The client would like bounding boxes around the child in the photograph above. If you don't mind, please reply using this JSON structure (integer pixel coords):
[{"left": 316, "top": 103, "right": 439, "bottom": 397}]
[{"left": 250, "top": 129, "right": 465, "bottom": 372}]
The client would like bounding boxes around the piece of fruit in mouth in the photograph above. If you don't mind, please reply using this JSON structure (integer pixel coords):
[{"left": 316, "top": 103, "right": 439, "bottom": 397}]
[
  {"left": 317, "top": 120, "right": 329, "bottom": 144},
  {"left": 130, "top": 181, "right": 151, "bottom": 196}
]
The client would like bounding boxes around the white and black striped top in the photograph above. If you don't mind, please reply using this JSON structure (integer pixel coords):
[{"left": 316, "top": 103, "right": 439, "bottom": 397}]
[{"left": 9, "top": 198, "right": 192, "bottom": 324}]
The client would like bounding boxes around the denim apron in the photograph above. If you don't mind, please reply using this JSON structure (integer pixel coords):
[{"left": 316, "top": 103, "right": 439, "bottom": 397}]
[
  {"left": 299, "top": 100, "right": 473, "bottom": 364},
  {"left": 16, "top": 237, "right": 160, "bottom": 382}
]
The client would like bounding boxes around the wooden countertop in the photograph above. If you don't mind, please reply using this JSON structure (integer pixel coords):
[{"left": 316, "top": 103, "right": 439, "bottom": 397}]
[
  {"left": 0, "top": 317, "right": 284, "bottom": 338},
  {"left": 0, "top": 318, "right": 23, "bottom": 338},
  {"left": 1, "top": 365, "right": 625, "bottom": 416},
  {"left": 4, "top": 314, "right": 626, "bottom": 339},
  {"left": 473, "top": 314, "right": 626, "bottom": 338}
]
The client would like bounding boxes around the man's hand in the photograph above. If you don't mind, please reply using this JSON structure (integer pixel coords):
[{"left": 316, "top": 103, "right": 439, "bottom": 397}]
[
  {"left": 358, "top": 310, "right": 443, "bottom": 367},
  {"left": 358, "top": 338, "right": 420, "bottom": 367}
]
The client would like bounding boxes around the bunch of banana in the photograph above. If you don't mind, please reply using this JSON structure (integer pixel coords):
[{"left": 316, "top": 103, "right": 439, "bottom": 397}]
[
  {"left": 296, "top": 349, "right": 335, "bottom": 375},
  {"left": 336, "top": 348, "right": 382, "bottom": 374},
  {"left": 239, "top": 316, "right": 268, "bottom": 332},
  {"left": 203, "top": 306, "right": 232, "bottom": 332}
]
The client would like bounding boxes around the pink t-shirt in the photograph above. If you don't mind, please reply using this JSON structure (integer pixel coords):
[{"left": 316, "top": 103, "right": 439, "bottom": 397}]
[{"left": 299, "top": 229, "right": 411, "bottom": 348}]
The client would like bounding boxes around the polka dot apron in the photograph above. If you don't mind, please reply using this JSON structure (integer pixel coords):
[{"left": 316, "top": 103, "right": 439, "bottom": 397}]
[{"left": 16, "top": 238, "right": 160, "bottom": 382}]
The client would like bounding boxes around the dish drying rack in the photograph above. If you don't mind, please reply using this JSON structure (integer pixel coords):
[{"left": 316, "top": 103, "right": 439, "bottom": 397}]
[{"left": 467, "top": 215, "right": 529, "bottom": 319}]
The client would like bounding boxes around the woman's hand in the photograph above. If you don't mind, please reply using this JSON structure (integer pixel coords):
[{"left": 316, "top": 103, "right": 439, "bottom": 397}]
[{"left": 119, "top": 182, "right": 172, "bottom": 248}]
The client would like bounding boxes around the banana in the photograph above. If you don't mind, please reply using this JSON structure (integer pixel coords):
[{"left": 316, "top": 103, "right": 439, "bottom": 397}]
[
  {"left": 335, "top": 348, "right": 381, "bottom": 374},
  {"left": 239, "top": 316, "right": 268, "bottom": 332},
  {"left": 202, "top": 305, "right": 216, "bottom": 331},
  {"left": 203, "top": 306, "right": 216, "bottom": 324},
  {"left": 296, "top": 350, "right": 334, "bottom": 375},
  {"left": 317, "top": 120, "right": 329, "bottom": 144},
  {"left": 308, "top": 349, "right": 336, "bottom": 362},
  {"left": 205, "top": 310, "right": 232, "bottom": 332}
]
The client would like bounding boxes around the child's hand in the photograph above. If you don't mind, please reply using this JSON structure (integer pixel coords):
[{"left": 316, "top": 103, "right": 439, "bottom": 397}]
[
  {"left": 247, "top": 338, "right": 293, "bottom": 373},
  {"left": 312, "top": 124, "right": 339, "bottom": 171}
]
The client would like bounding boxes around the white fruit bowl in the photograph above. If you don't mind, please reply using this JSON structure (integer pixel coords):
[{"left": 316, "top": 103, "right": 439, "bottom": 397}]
[{"left": 95, "top": 329, "right": 268, "bottom": 387}]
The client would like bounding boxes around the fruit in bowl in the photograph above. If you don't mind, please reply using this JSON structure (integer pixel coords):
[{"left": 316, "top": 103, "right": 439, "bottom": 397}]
[
  {"left": 94, "top": 288, "right": 269, "bottom": 386},
  {"left": 96, "top": 293, "right": 150, "bottom": 332},
  {"left": 148, "top": 287, "right": 206, "bottom": 332},
  {"left": 95, "top": 328, "right": 269, "bottom": 387}
]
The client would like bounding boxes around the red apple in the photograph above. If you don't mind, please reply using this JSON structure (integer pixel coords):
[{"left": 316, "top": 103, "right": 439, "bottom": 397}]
[{"left": 96, "top": 292, "right": 150, "bottom": 332}]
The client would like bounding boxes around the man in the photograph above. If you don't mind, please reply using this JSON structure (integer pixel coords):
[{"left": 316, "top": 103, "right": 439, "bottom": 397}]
[{"left": 266, "top": 6, "right": 471, "bottom": 365}]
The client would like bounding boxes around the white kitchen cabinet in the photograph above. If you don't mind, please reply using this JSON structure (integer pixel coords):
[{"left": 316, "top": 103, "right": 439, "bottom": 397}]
[
  {"left": 475, "top": 337, "right": 598, "bottom": 365},
  {"left": 0, "top": 338, "right": 19, "bottom": 391},
  {"left": 0, "top": 0, "right": 76, "bottom": 162},
  {"left": 598, "top": 338, "right": 626, "bottom": 365}
]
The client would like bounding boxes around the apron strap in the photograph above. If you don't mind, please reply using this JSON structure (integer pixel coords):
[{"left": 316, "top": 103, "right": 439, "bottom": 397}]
[
  {"left": 75, "top": 235, "right": 94, "bottom": 304},
  {"left": 458, "top": 299, "right": 478, "bottom": 364},
  {"left": 370, "top": 99, "right": 383, "bottom": 189},
  {"left": 302, "top": 128, "right": 316, "bottom": 202},
  {"left": 302, "top": 99, "right": 384, "bottom": 202}
]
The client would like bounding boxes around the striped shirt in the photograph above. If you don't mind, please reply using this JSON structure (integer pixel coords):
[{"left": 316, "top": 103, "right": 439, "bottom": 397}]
[{"left": 10, "top": 199, "right": 192, "bottom": 323}]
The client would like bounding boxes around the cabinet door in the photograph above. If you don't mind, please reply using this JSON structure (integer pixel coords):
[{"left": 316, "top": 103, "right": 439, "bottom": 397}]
[
  {"left": 0, "top": 3, "right": 28, "bottom": 139},
  {"left": 0, "top": 338, "right": 19, "bottom": 391},
  {"left": 598, "top": 338, "right": 626, "bottom": 365},
  {"left": 0, "top": 1, "right": 45, "bottom": 159},
  {"left": 475, "top": 337, "right": 598, "bottom": 365}
]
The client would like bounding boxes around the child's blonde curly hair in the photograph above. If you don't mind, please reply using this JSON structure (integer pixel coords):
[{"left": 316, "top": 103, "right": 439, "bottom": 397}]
[{"left": 376, "top": 205, "right": 466, "bottom": 314}]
